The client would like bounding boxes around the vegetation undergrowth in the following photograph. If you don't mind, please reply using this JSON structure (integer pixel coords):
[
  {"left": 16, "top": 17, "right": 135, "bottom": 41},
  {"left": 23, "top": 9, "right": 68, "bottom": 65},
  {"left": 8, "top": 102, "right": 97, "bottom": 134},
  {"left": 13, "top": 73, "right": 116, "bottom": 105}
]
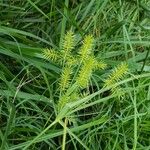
[{"left": 0, "top": 0, "right": 150, "bottom": 150}]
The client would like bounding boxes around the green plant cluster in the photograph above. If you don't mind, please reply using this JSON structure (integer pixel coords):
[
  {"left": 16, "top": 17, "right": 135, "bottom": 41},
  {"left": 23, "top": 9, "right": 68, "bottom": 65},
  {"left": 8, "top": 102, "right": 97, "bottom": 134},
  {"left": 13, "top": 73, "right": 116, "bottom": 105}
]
[
  {"left": 43, "top": 31, "right": 128, "bottom": 112},
  {"left": 0, "top": 0, "right": 150, "bottom": 149}
]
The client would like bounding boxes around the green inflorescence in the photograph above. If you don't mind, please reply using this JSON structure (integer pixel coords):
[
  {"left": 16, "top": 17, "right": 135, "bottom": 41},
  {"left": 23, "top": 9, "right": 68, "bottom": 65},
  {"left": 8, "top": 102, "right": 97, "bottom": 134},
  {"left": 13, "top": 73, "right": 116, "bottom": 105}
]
[{"left": 43, "top": 31, "right": 128, "bottom": 112}]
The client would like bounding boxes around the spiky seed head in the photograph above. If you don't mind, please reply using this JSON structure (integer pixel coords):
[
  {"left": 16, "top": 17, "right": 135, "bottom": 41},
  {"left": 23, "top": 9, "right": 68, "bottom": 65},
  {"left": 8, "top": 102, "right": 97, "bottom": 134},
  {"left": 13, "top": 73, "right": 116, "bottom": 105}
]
[
  {"left": 94, "top": 60, "right": 107, "bottom": 70},
  {"left": 66, "top": 55, "right": 78, "bottom": 67},
  {"left": 57, "top": 94, "right": 70, "bottom": 111},
  {"left": 70, "top": 92, "right": 79, "bottom": 102},
  {"left": 43, "top": 48, "right": 59, "bottom": 62},
  {"left": 104, "top": 63, "right": 128, "bottom": 87},
  {"left": 76, "top": 57, "right": 95, "bottom": 88},
  {"left": 62, "top": 30, "right": 75, "bottom": 57},
  {"left": 79, "top": 35, "right": 94, "bottom": 61},
  {"left": 59, "top": 67, "right": 72, "bottom": 91},
  {"left": 57, "top": 92, "right": 79, "bottom": 111}
]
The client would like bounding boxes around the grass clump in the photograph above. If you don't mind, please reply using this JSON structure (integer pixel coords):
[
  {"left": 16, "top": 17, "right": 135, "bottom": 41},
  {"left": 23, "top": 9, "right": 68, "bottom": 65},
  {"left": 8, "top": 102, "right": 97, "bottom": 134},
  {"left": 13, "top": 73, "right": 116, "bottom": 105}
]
[
  {"left": 43, "top": 31, "right": 108, "bottom": 112},
  {"left": 0, "top": 0, "right": 150, "bottom": 150}
]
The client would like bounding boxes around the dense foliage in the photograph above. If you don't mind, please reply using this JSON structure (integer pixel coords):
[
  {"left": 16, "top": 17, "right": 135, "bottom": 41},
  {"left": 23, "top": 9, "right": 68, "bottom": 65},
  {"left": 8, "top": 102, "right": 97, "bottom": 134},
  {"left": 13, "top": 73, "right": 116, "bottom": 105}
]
[{"left": 0, "top": 0, "right": 150, "bottom": 150}]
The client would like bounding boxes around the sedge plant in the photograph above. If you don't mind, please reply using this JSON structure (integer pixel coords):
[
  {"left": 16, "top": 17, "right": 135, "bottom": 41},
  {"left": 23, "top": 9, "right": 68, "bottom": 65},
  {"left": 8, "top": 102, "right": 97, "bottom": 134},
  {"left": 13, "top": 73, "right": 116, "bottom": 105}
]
[{"left": 43, "top": 30, "right": 128, "bottom": 150}]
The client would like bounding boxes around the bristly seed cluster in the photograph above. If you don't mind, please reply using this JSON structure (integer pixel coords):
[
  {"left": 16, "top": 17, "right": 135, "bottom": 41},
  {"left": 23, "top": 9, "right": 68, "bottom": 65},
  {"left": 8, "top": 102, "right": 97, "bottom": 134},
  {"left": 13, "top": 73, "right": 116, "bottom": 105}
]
[{"left": 43, "top": 30, "right": 128, "bottom": 111}]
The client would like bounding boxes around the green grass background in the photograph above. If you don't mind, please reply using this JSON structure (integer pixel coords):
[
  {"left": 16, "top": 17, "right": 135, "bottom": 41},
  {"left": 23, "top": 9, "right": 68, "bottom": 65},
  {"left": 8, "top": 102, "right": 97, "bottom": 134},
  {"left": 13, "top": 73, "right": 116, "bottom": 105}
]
[{"left": 0, "top": 0, "right": 150, "bottom": 149}]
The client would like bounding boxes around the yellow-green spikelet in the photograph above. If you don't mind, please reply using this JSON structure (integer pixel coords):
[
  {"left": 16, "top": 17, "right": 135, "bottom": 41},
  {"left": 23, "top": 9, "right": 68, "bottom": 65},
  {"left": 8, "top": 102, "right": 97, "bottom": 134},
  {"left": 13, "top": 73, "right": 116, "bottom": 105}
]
[
  {"left": 94, "top": 60, "right": 107, "bottom": 70},
  {"left": 104, "top": 63, "right": 128, "bottom": 87},
  {"left": 57, "top": 92, "right": 79, "bottom": 111},
  {"left": 79, "top": 35, "right": 94, "bottom": 61},
  {"left": 43, "top": 48, "right": 59, "bottom": 62},
  {"left": 76, "top": 57, "right": 96, "bottom": 88},
  {"left": 57, "top": 94, "right": 70, "bottom": 111},
  {"left": 62, "top": 30, "right": 75, "bottom": 57},
  {"left": 59, "top": 67, "right": 72, "bottom": 91}
]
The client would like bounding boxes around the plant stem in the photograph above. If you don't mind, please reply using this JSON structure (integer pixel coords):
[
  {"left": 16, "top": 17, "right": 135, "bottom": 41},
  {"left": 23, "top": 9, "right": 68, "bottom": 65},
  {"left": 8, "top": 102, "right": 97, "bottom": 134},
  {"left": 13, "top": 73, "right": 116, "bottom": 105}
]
[{"left": 62, "top": 118, "right": 68, "bottom": 150}]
